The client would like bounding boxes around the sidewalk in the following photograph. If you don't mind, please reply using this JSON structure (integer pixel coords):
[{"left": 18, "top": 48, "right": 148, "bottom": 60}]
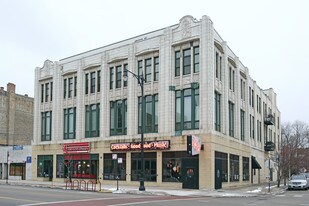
[{"left": 0, "top": 179, "right": 286, "bottom": 197}]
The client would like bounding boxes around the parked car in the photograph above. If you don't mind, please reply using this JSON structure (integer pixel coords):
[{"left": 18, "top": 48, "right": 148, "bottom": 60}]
[
  {"left": 288, "top": 174, "right": 309, "bottom": 190},
  {"left": 300, "top": 173, "right": 309, "bottom": 180}
]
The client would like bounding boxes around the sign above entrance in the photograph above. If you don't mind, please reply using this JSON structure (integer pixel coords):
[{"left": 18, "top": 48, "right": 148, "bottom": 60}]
[
  {"left": 63, "top": 142, "right": 90, "bottom": 154},
  {"left": 110, "top": 140, "right": 170, "bottom": 151}
]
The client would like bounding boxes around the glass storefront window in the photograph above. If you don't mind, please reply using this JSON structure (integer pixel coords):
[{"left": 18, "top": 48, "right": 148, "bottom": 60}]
[
  {"left": 162, "top": 151, "right": 194, "bottom": 183},
  {"left": 230, "top": 154, "right": 239, "bottom": 182},
  {"left": 56, "top": 154, "right": 98, "bottom": 179},
  {"left": 103, "top": 153, "right": 126, "bottom": 180},
  {"left": 37, "top": 155, "right": 53, "bottom": 178},
  {"left": 243, "top": 157, "right": 250, "bottom": 181},
  {"left": 215, "top": 151, "right": 228, "bottom": 182},
  {"left": 131, "top": 152, "right": 156, "bottom": 182}
]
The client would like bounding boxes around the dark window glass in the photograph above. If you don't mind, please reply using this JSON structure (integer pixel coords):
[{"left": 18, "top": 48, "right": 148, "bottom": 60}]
[
  {"left": 194, "top": 46, "right": 199, "bottom": 73},
  {"left": 175, "top": 51, "right": 180, "bottom": 77},
  {"left": 116, "top": 66, "right": 122, "bottom": 88},
  {"left": 110, "top": 99, "right": 127, "bottom": 135},
  {"left": 37, "top": 155, "right": 53, "bottom": 178},
  {"left": 85, "top": 104, "right": 100, "bottom": 138},
  {"left": 175, "top": 88, "right": 199, "bottom": 131},
  {"left": 64, "top": 107, "right": 76, "bottom": 139},
  {"left": 90, "top": 72, "right": 96, "bottom": 93},
  {"left": 154, "top": 57, "right": 159, "bottom": 81},
  {"left": 68, "top": 77, "right": 73, "bottom": 98},
  {"left": 131, "top": 152, "right": 156, "bottom": 182},
  {"left": 183, "top": 49, "right": 191, "bottom": 75},
  {"left": 103, "top": 153, "right": 126, "bottom": 180},
  {"left": 230, "top": 154, "right": 239, "bottom": 182},
  {"left": 243, "top": 157, "right": 249, "bottom": 181},
  {"left": 215, "top": 151, "right": 228, "bottom": 182},
  {"left": 41, "top": 111, "right": 52, "bottom": 141},
  {"left": 145, "top": 58, "right": 152, "bottom": 83},
  {"left": 85, "top": 74, "right": 89, "bottom": 95},
  {"left": 110, "top": 67, "right": 114, "bottom": 89},
  {"left": 215, "top": 91, "right": 221, "bottom": 132}
]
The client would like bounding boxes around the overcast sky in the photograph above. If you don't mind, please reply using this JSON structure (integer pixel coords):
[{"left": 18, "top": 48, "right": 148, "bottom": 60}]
[{"left": 0, "top": 0, "right": 308, "bottom": 123}]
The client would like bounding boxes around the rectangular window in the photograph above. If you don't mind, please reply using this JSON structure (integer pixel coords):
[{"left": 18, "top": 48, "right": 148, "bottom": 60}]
[
  {"left": 229, "top": 67, "right": 232, "bottom": 90},
  {"left": 41, "top": 84, "right": 44, "bottom": 103},
  {"left": 56, "top": 155, "right": 65, "bottom": 178},
  {"left": 68, "top": 77, "right": 73, "bottom": 98},
  {"left": 243, "top": 157, "right": 249, "bottom": 181},
  {"left": 145, "top": 58, "right": 152, "bottom": 83},
  {"left": 251, "top": 89, "right": 254, "bottom": 108},
  {"left": 249, "top": 87, "right": 252, "bottom": 106},
  {"left": 110, "top": 67, "right": 114, "bottom": 89},
  {"left": 175, "top": 88, "right": 199, "bottom": 131},
  {"left": 110, "top": 99, "right": 127, "bottom": 135},
  {"left": 103, "top": 153, "right": 126, "bottom": 180},
  {"left": 162, "top": 151, "right": 196, "bottom": 183},
  {"left": 74, "top": 77, "right": 77, "bottom": 97},
  {"left": 215, "top": 52, "right": 219, "bottom": 79},
  {"left": 90, "top": 72, "right": 96, "bottom": 93},
  {"left": 61, "top": 154, "right": 98, "bottom": 179},
  {"left": 230, "top": 154, "right": 239, "bottom": 182},
  {"left": 241, "top": 79, "right": 244, "bottom": 100},
  {"left": 45, "top": 83, "right": 49, "bottom": 102},
  {"left": 97, "top": 70, "right": 101, "bottom": 92},
  {"left": 252, "top": 116, "right": 255, "bottom": 139},
  {"left": 50, "top": 82, "right": 53, "bottom": 101},
  {"left": 138, "top": 94, "right": 158, "bottom": 133},
  {"left": 193, "top": 46, "right": 199, "bottom": 73},
  {"left": 85, "top": 104, "right": 100, "bottom": 138},
  {"left": 123, "top": 64, "right": 128, "bottom": 87},
  {"left": 183, "top": 49, "right": 191, "bottom": 75},
  {"left": 116, "top": 66, "right": 122, "bottom": 88},
  {"left": 214, "top": 91, "right": 221, "bottom": 132},
  {"left": 41, "top": 111, "right": 52, "bottom": 141},
  {"left": 64, "top": 107, "right": 76, "bottom": 139},
  {"left": 37, "top": 155, "right": 53, "bottom": 178},
  {"left": 154, "top": 57, "right": 159, "bottom": 81},
  {"left": 131, "top": 152, "right": 157, "bottom": 182},
  {"left": 240, "top": 110, "right": 245, "bottom": 141},
  {"left": 85, "top": 74, "right": 89, "bottom": 95},
  {"left": 138, "top": 60, "right": 143, "bottom": 80},
  {"left": 64, "top": 79, "right": 67, "bottom": 99},
  {"left": 228, "top": 101, "right": 235, "bottom": 137},
  {"left": 10, "top": 163, "right": 25, "bottom": 176},
  {"left": 175, "top": 51, "right": 180, "bottom": 77},
  {"left": 215, "top": 151, "right": 228, "bottom": 182},
  {"left": 232, "top": 70, "right": 235, "bottom": 92}
]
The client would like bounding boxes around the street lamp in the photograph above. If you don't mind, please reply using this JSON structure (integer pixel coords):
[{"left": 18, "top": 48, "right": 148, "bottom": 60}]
[
  {"left": 6, "top": 150, "right": 9, "bottom": 184},
  {"left": 123, "top": 69, "right": 146, "bottom": 191}
]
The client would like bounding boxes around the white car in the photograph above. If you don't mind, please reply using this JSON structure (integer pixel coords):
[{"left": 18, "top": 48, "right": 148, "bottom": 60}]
[{"left": 288, "top": 174, "right": 309, "bottom": 190}]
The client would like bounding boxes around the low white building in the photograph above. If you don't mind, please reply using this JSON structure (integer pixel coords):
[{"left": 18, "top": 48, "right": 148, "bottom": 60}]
[{"left": 0, "top": 145, "right": 32, "bottom": 180}]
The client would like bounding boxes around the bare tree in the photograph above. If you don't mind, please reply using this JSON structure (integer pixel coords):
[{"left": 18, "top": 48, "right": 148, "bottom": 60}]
[{"left": 281, "top": 121, "right": 309, "bottom": 184}]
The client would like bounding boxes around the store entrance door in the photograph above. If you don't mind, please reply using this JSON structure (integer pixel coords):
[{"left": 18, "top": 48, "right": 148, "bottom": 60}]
[{"left": 181, "top": 158, "right": 199, "bottom": 189}]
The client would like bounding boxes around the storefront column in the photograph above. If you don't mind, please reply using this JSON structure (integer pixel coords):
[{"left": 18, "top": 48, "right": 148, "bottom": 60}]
[
  {"left": 157, "top": 151, "right": 162, "bottom": 183},
  {"left": 126, "top": 152, "right": 131, "bottom": 183}
]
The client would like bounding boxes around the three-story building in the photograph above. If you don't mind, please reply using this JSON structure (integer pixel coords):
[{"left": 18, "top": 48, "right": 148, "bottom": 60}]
[{"left": 32, "top": 15, "right": 281, "bottom": 189}]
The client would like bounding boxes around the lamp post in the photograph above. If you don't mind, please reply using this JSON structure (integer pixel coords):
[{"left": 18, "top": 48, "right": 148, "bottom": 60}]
[
  {"left": 6, "top": 150, "right": 9, "bottom": 184},
  {"left": 123, "top": 69, "right": 146, "bottom": 191}
]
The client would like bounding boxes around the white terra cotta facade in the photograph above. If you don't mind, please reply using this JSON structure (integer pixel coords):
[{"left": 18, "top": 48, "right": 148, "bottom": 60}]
[{"left": 32, "top": 15, "right": 281, "bottom": 190}]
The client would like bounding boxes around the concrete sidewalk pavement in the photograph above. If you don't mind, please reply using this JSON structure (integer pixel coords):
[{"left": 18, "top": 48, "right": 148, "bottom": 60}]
[{"left": 0, "top": 179, "right": 286, "bottom": 197}]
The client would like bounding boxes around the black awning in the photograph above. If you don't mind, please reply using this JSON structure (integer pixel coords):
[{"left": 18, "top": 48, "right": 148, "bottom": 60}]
[{"left": 252, "top": 156, "right": 262, "bottom": 169}]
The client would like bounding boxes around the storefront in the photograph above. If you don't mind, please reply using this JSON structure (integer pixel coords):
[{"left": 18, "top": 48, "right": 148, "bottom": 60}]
[
  {"left": 56, "top": 142, "right": 99, "bottom": 179},
  {"left": 107, "top": 140, "right": 199, "bottom": 189}
]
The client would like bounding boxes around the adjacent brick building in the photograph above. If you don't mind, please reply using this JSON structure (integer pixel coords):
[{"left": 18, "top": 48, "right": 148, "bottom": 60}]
[
  {"left": 0, "top": 83, "right": 34, "bottom": 180},
  {"left": 32, "top": 15, "right": 281, "bottom": 189}
]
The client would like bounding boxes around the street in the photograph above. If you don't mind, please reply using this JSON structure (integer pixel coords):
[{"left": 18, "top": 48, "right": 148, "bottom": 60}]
[{"left": 0, "top": 184, "right": 308, "bottom": 206}]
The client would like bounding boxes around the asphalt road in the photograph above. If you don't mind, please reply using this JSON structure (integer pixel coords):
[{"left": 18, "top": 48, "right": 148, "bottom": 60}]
[{"left": 0, "top": 184, "right": 308, "bottom": 206}]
